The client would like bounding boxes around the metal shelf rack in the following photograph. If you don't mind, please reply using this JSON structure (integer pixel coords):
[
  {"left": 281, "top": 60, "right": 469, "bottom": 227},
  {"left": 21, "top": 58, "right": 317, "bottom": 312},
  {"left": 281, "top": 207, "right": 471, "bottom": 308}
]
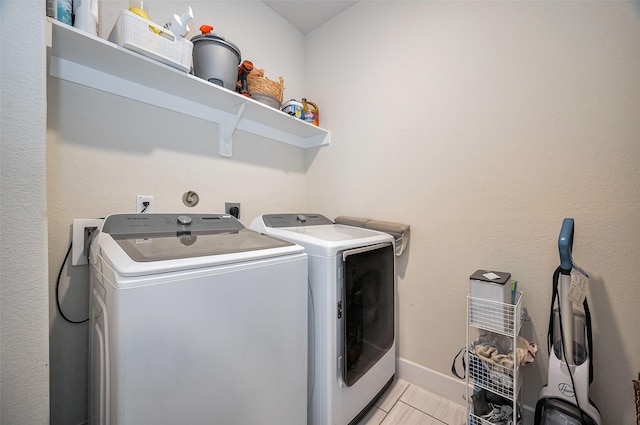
[{"left": 466, "top": 293, "right": 524, "bottom": 425}]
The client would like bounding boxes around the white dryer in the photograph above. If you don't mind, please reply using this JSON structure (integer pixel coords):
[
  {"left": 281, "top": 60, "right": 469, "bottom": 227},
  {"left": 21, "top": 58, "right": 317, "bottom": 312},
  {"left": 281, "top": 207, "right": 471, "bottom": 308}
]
[
  {"left": 89, "top": 213, "right": 308, "bottom": 425},
  {"left": 250, "top": 214, "right": 396, "bottom": 425}
]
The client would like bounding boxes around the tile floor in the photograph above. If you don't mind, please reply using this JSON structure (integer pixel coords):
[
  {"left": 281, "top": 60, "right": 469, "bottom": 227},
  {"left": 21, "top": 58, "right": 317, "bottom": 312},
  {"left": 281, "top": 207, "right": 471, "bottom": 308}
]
[{"left": 356, "top": 379, "right": 467, "bottom": 425}]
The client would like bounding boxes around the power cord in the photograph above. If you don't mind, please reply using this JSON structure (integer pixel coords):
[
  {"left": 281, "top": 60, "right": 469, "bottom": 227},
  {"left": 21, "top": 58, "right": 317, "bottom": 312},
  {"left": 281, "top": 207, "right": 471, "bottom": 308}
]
[{"left": 56, "top": 242, "right": 89, "bottom": 324}]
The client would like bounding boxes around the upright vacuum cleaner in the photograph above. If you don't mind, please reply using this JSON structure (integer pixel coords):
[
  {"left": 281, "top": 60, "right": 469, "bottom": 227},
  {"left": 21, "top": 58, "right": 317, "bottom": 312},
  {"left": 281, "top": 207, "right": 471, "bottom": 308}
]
[{"left": 534, "top": 218, "right": 603, "bottom": 425}]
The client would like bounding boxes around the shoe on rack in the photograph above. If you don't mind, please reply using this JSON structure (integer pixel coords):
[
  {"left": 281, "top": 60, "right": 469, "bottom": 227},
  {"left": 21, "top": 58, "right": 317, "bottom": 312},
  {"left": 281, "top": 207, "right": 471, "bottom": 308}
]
[{"left": 480, "top": 404, "right": 513, "bottom": 424}]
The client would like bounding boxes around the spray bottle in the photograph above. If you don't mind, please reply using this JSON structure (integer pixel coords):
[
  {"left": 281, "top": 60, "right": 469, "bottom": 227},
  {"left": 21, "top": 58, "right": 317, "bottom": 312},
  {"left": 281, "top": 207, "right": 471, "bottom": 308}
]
[{"left": 164, "top": 6, "right": 194, "bottom": 38}]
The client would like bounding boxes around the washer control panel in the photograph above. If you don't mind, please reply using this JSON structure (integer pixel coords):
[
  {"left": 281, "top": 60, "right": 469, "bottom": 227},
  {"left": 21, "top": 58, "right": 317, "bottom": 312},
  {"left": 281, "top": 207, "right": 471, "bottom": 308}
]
[{"left": 102, "top": 213, "right": 242, "bottom": 237}]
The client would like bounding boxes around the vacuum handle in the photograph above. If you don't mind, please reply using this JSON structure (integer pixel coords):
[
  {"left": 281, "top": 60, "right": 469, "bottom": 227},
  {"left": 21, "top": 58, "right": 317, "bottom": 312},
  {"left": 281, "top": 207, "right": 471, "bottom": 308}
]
[
  {"left": 558, "top": 218, "right": 575, "bottom": 365},
  {"left": 558, "top": 218, "right": 574, "bottom": 272}
]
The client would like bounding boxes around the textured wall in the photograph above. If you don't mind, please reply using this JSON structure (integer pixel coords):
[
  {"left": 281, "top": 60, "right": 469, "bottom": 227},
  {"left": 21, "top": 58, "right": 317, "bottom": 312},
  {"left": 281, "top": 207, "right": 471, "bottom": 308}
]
[
  {"left": 0, "top": 1, "right": 50, "bottom": 424},
  {"left": 39, "top": 1, "right": 640, "bottom": 424},
  {"left": 306, "top": 2, "right": 640, "bottom": 423}
]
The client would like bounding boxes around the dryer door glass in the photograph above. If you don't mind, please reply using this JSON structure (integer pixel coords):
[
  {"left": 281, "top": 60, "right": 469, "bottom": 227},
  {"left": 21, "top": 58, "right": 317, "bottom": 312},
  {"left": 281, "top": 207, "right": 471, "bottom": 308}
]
[{"left": 342, "top": 243, "right": 394, "bottom": 387}]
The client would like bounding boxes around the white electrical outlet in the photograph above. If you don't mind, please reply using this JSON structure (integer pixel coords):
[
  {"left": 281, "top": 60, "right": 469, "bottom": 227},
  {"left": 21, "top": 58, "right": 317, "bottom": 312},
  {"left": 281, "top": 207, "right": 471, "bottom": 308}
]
[
  {"left": 136, "top": 195, "right": 153, "bottom": 213},
  {"left": 72, "top": 218, "right": 104, "bottom": 266}
]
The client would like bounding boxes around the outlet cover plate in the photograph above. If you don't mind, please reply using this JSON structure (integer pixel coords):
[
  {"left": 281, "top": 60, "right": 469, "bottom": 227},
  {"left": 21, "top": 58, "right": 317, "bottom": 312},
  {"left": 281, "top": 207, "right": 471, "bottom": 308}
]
[
  {"left": 225, "top": 202, "right": 240, "bottom": 219},
  {"left": 136, "top": 195, "right": 154, "bottom": 213},
  {"left": 72, "top": 218, "right": 104, "bottom": 266}
]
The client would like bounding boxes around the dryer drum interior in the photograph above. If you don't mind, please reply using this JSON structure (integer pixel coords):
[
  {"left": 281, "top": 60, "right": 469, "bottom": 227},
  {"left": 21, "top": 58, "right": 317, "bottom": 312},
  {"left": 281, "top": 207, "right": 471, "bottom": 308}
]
[{"left": 342, "top": 243, "right": 395, "bottom": 387}]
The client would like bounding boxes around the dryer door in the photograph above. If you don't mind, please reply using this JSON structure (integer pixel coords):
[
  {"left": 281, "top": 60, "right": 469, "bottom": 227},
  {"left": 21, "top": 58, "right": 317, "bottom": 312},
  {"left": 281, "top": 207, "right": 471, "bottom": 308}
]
[{"left": 341, "top": 243, "right": 394, "bottom": 387}]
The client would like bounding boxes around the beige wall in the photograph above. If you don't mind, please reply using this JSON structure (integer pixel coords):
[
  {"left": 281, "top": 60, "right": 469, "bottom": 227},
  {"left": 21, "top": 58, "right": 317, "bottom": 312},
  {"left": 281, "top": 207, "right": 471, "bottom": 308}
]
[
  {"left": 0, "top": 1, "right": 50, "bottom": 425},
  {"left": 34, "top": 1, "right": 640, "bottom": 424},
  {"left": 306, "top": 2, "right": 640, "bottom": 424}
]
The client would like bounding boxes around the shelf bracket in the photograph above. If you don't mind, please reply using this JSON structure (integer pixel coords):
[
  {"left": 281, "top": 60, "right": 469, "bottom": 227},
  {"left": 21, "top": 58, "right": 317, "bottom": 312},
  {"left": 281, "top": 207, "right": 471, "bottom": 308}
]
[{"left": 219, "top": 102, "right": 247, "bottom": 158}]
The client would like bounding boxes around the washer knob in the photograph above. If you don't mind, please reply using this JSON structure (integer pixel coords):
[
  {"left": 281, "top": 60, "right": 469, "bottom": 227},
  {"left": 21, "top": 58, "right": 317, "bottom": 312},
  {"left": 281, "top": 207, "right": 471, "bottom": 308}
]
[
  {"left": 296, "top": 214, "right": 307, "bottom": 223},
  {"left": 177, "top": 215, "right": 192, "bottom": 225}
]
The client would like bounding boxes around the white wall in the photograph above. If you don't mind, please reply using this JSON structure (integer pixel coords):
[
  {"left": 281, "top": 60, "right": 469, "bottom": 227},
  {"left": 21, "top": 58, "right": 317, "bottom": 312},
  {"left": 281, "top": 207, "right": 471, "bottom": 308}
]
[
  {"left": 47, "top": 2, "right": 311, "bottom": 424},
  {"left": 306, "top": 2, "right": 640, "bottom": 424},
  {"left": 0, "top": 1, "right": 50, "bottom": 424}
]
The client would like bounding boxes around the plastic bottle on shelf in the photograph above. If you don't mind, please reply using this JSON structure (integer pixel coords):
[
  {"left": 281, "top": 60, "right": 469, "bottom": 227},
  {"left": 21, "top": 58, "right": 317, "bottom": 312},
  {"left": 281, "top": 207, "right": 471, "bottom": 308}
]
[
  {"left": 73, "top": 0, "right": 99, "bottom": 36},
  {"left": 128, "top": 0, "right": 161, "bottom": 35},
  {"left": 128, "top": 0, "right": 149, "bottom": 19},
  {"left": 301, "top": 98, "right": 319, "bottom": 126},
  {"left": 52, "top": 0, "right": 73, "bottom": 25},
  {"left": 164, "top": 6, "right": 194, "bottom": 38}
]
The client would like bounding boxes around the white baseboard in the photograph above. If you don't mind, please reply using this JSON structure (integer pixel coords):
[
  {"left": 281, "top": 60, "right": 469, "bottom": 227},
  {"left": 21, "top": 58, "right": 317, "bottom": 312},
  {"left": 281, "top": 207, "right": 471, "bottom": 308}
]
[
  {"left": 397, "top": 356, "right": 469, "bottom": 406},
  {"left": 396, "top": 357, "right": 535, "bottom": 424}
]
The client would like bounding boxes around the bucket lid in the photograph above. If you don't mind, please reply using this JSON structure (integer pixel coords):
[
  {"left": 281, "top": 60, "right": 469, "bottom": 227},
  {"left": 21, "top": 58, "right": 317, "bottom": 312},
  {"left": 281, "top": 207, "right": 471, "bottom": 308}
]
[{"left": 191, "top": 31, "right": 241, "bottom": 62}]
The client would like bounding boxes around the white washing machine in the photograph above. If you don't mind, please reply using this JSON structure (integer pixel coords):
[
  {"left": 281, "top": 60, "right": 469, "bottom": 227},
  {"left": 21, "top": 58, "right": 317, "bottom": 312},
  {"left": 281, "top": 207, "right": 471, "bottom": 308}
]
[
  {"left": 89, "top": 213, "right": 308, "bottom": 425},
  {"left": 250, "top": 213, "right": 396, "bottom": 425}
]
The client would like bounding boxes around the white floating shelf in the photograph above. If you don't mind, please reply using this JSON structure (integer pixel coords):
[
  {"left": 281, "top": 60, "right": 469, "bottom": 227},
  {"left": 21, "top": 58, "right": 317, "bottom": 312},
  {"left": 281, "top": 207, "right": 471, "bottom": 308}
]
[{"left": 47, "top": 18, "right": 330, "bottom": 157}]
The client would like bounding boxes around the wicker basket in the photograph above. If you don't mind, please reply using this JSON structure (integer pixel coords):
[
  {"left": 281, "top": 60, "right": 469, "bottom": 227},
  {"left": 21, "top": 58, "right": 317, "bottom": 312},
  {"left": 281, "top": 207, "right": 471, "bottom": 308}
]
[{"left": 247, "top": 69, "right": 284, "bottom": 107}]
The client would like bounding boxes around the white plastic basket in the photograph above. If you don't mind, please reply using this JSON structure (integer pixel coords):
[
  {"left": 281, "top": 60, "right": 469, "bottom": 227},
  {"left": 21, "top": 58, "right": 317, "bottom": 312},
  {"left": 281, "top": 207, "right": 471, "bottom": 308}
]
[
  {"left": 108, "top": 9, "right": 193, "bottom": 72},
  {"left": 468, "top": 293, "right": 523, "bottom": 336}
]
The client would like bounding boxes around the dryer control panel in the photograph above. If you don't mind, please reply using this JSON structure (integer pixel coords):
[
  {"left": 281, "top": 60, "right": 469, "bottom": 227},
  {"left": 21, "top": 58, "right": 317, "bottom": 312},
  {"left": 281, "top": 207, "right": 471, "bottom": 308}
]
[{"left": 261, "top": 213, "right": 333, "bottom": 228}]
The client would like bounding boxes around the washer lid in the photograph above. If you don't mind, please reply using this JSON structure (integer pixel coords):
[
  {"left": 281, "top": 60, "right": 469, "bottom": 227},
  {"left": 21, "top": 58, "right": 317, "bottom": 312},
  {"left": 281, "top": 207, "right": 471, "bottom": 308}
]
[
  {"left": 101, "top": 213, "right": 294, "bottom": 262},
  {"left": 251, "top": 214, "right": 394, "bottom": 257}
]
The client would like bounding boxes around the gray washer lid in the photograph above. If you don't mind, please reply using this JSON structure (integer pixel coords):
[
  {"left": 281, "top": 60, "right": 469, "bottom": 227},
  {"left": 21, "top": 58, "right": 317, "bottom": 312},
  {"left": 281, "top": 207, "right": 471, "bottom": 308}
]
[{"left": 102, "top": 213, "right": 293, "bottom": 262}]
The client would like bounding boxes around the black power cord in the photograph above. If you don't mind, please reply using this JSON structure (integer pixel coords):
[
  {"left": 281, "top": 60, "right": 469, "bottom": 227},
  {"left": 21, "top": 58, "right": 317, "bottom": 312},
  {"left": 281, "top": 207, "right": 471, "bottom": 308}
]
[{"left": 56, "top": 242, "right": 89, "bottom": 324}]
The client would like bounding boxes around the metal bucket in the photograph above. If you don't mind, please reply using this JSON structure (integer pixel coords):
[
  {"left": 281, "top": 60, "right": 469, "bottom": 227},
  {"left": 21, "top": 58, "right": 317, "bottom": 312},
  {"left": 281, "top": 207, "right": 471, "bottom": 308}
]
[{"left": 191, "top": 33, "right": 241, "bottom": 90}]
